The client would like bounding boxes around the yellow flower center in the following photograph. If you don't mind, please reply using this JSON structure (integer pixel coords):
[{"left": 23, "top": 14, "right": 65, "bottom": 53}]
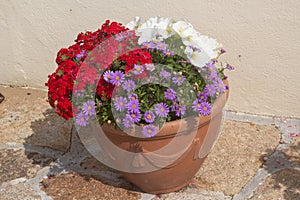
[
  {"left": 147, "top": 129, "right": 152, "bottom": 133},
  {"left": 203, "top": 107, "right": 207, "bottom": 111},
  {"left": 131, "top": 114, "right": 136, "bottom": 118},
  {"left": 116, "top": 76, "right": 120, "bottom": 80},
  {"left": 87, "top": 106, "right": 91, "bottom": 110},
  {"left": 147, "top": 114, "right": 151, "bottom": 119},
  {"left": 132, "top": 104, "right": 136, "bottom": 109},
  {"left": 119, "top": 102, "right": 123, "bottom": 106},
  {"left": 80, "top": 117, "right": 85, "bottom": 122},
  {"left": 160, "top": 108, "right": 164, "bottom": 112}
]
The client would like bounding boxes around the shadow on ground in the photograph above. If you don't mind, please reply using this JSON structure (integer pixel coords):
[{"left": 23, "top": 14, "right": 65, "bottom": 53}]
[
  {"left": 26, "top": 108, "right": 140, "bottom": 198},
  {"left": 257, "top": 141, "right": 300, "bottom": 199}
]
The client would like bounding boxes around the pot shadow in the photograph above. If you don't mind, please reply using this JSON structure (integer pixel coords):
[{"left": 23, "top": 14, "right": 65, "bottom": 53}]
[
  {"left": 26, "top": 108, "right": 139, "bottom": 194},
  {"left": 259, "top": 141, "right": 300, "bottom": 199}
]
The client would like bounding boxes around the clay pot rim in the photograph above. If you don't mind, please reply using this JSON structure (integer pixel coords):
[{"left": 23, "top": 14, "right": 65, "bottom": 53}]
[{"left": 102, "top": 80, "right": 229, "bottom": 140}]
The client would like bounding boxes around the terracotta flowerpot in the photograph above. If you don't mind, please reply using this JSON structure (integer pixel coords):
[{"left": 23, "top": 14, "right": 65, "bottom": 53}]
[{"left": 99, "top": 84, "right": 229, "bottom": 194}]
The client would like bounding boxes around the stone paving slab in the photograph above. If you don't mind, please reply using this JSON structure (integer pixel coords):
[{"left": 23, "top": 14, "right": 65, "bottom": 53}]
[
  {"left": 195, "top": 120, "right": 281, "bottom": 195},
  {"left": 0, "top": 86, "right": 300, "bottom": 199},
  {"left": 0, "top": 86, "right": 72, "bottom": 152}
]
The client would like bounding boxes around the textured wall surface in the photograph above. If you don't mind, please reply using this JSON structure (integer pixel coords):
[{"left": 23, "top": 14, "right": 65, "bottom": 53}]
[{"left": 0, "top": 0, "right": 299, "bottom": 117}]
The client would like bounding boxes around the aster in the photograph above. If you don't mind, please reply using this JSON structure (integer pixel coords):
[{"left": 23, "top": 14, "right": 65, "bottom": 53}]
[
  {"left": 142, "top": 41, "right": 156, "bottom": 49},
  {"left": 164, "top": 88, "right": 176, "bottom": 100},
  {"left": 159, "top": 70, "right": 171, "bottom": 79},
  {"left": 144, "top": 110, "right": 155, "bottom": 123},
  {"left": 145, "top": 63, "right": 156, "bottom": 71},
  {"left": 215, "top": 79, "right": 226, "bottom": 93},
  {"left": 192, "top": 99, "right": 201, "bottom": 112},
  {"left": 155, "top": 103, "right": 169, "bottom": 118},
  {"left": 142, "top": 124, "right": 158, "bottom": 138},
  {"left": 123, "top": 115, "right": 133, "bottom": 128},
  {"left": 122, "top": 79, "right": 136, "bottom": 92},
  {"left": 129, "top": 111, "right": 141, "bottom": 123},
  {"left": 155, "top": 41, "right": 167, "bottom": 51},
  {"left": 133, "top": 64, "right": 144, "bottom": 75},
  {"left": 199, "top": 102, "right": 211, "bottom": 116},
  {"left": 82, "top": 100, "right": 96, "bottom": 116},
  {"left": 75, "top": 112, "right": 89, "bottom": 127},
  {"left": 129, "top": 93, "right": 138, "bottom": 101},
  {"left": 103, "top": 70, "right": 113, "bottom": 83},
  {"left": 163, "top": 50, "right": 175, "bottom": 56},
  {"left": 175, "top": 105, "right": 187, "bottom": 117},
  {"left": 172, "top": 74, "right": 186, "bottom": 85},
  {"left": 197, "top": 92, "right": 208, "bottom": 102},
  {"left": 111, "top": 70, "right": 125, "bottom": 85},
  {"left": 113, "top": 96, "right": 127, "bottom": 111},
  {"left": 205, "top": 84, "right": 216, "bottom": 96},
  {"left": 127, "top": 99, "right": 140, "bottom": 113}
]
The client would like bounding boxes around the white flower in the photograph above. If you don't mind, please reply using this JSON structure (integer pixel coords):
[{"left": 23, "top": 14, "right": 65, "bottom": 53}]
[
  {"left": 136, "top": 16, "right": 174, "bottom": 44},
  {"left": 185, "top": 46, "right": 211, "bottom": 68},
  {"left": 193, "top": 35, "right": 220, "bottom": 58},
  {"left": 172, "top": 21, "right": 198, "bottom": 39},
  {"left": 125, "top": 17, "right": 141, "bottom": 30}
]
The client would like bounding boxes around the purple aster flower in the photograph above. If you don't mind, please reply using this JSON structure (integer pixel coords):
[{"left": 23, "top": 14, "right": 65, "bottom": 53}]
[
  {"left": 133, "top": 64, "right": 144, "bottom": 75},
  {"left": 74, "top": 90, "right": 84, "bottom": 97},
  {"left": 172, "top": 74, "right": 186, "bottom": 85},
  {"left": 199, "top": 102, "right": 211, "bottom": 116},
  {"left": 175, "top": 105, "right": 187, "bottom": 117},
  {"left": 75, "top": 112, "right": 89, "bottom": 127},
  {"left": 215, "top": 79, "right": 226, "bottom": 93},
  {"left": 164, "top": 88, "right": 176, "bottom": 100},
  {"left": 76, "top": 50, "right": 86, "bottom": 60},
  {"left": 206, "top": 62, "right": 216, "bottom": 72},
  {"left": 192, "top": 99, "right": 201, "bottom": 112},
  {"left": 205, "top": 84, "right": 216, "bottom": 96},
  {"left": 111, "top": 70, "right": 125, "bottom": 86},
  {"left": 129, "top": 111, "right": 141, "bottom": 123},
  {"left": 209, "top": 70, "right": 218, "bottom": 81},
  {"left": 123, "top": 115, "right": 133, "bottom": 128},
  {"left": 220, "top": 48, "right": 226, "bottom": 54},
  {"left": 155, "top": 41, "right": 167, "bottom": 51},
  {"left": 163, "top": 50, "right": 175, "bottom": 56},
  {"left": 127, "top": 99, "right": 140, "bottom": 113},
  {"left": 122, "top": 80, "right": 136, "bottom": 92},
  {"left": 129, "top": 93, "right": 138, "bottom": 101},
  {"left": 145, "top": 63, "right": 155, "bottom": 71},
  {"left": 171, "top": 101, "right": 178, "bottom": 111},
  {"left": 113, "top": 96, "right": 127, "bottom": 111},
  {"left": 142, "top": 124, "right": 158, "bottom": 138},
  {"left": 144, "top": 110, "right": 155, "bottom": 123},
  {"left": 82, "top": 100, "right": 96, "bottom": 116},
  {"left": 159, "top": 70, "right": 171, "bottom": 79},
  {"left": 155, "top": 103, "right": 169, "bottom": 118},
  {"left": 197, "top": 92, "right": 208, "bottom": 102},
  {"left": 98, "top": 100, "right": 102, "bottom": 107},
  {"left": 142, "top": 41, "right": 156, "bottom": 49},
  {"left": 103, "top": 70, "right": 113, "bottom": 83},
  {"left": 226, "top": 63, "right": 234, "bottom": 71}
]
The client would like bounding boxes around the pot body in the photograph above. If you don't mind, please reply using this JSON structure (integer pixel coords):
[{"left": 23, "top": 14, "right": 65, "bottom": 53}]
[{"left": 101, "top": 88, "right": 228, "bottom": 194}]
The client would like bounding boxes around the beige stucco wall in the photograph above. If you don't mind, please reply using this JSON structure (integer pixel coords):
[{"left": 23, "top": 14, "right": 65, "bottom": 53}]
[{"left": 0, "top": 0, "right": 300, "bottom": 118}]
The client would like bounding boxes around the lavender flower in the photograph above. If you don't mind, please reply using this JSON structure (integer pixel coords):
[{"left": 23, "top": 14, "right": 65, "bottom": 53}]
[
  {"left": 164, "top": 88, "right": 176, "bottom": 100},
  {"left": 155, "top": 103, "right": 169, "bottom": 118},
  {"left": 122, "top": 80, "right": 136, "bottom": 92},
  {"left": 82, "top": 100, "right": 96, "bottom": 116},
  {"left": 76, "top": 50, "right": 86, "bottom": 60},
  {"left": 163, "top": 50, "right": 175, "bottom": 56},
  {"left": 142, "top": 124, "right": 158, "bottom": 138},
  {"left": 75, "top": 112, "right": 89, "bottom": 127},
  {"left": 199, "top": 102, "right": 211, "bottom": 116},
  {"left": 144, "top": 110, "right": 155, "bottom": 123},
  {"left": 226, "top": 63, "right": 234, "bottom": 71},
  {"left": 123, "top": 115, "right": 133, "bottom": 128},
  {"left": 111, "top": 70, "right": 125, "bottom": 85},
  {"left": 129, "top": 111, "right": 141, "bottom": 123},
  {"left": 127, "top": 99, "right": 140, "bottom": 113},
  {"left": 172, "top": 74, "right": 186, "bottom": 85},
  {"left": 145, "top": 63, "right": 155, "bottom": 71},
  {"left": 113, "top": 96, "right": 127, "bottom": 111},
  {"left": 103, "top": 70, "right": 113, "bottom": 83},
  {"left": 133, "top": 64, "right": 144, "bottom": 75},
  {"left": 159, "top": 70, "right": 171, "bottom": 79}
]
